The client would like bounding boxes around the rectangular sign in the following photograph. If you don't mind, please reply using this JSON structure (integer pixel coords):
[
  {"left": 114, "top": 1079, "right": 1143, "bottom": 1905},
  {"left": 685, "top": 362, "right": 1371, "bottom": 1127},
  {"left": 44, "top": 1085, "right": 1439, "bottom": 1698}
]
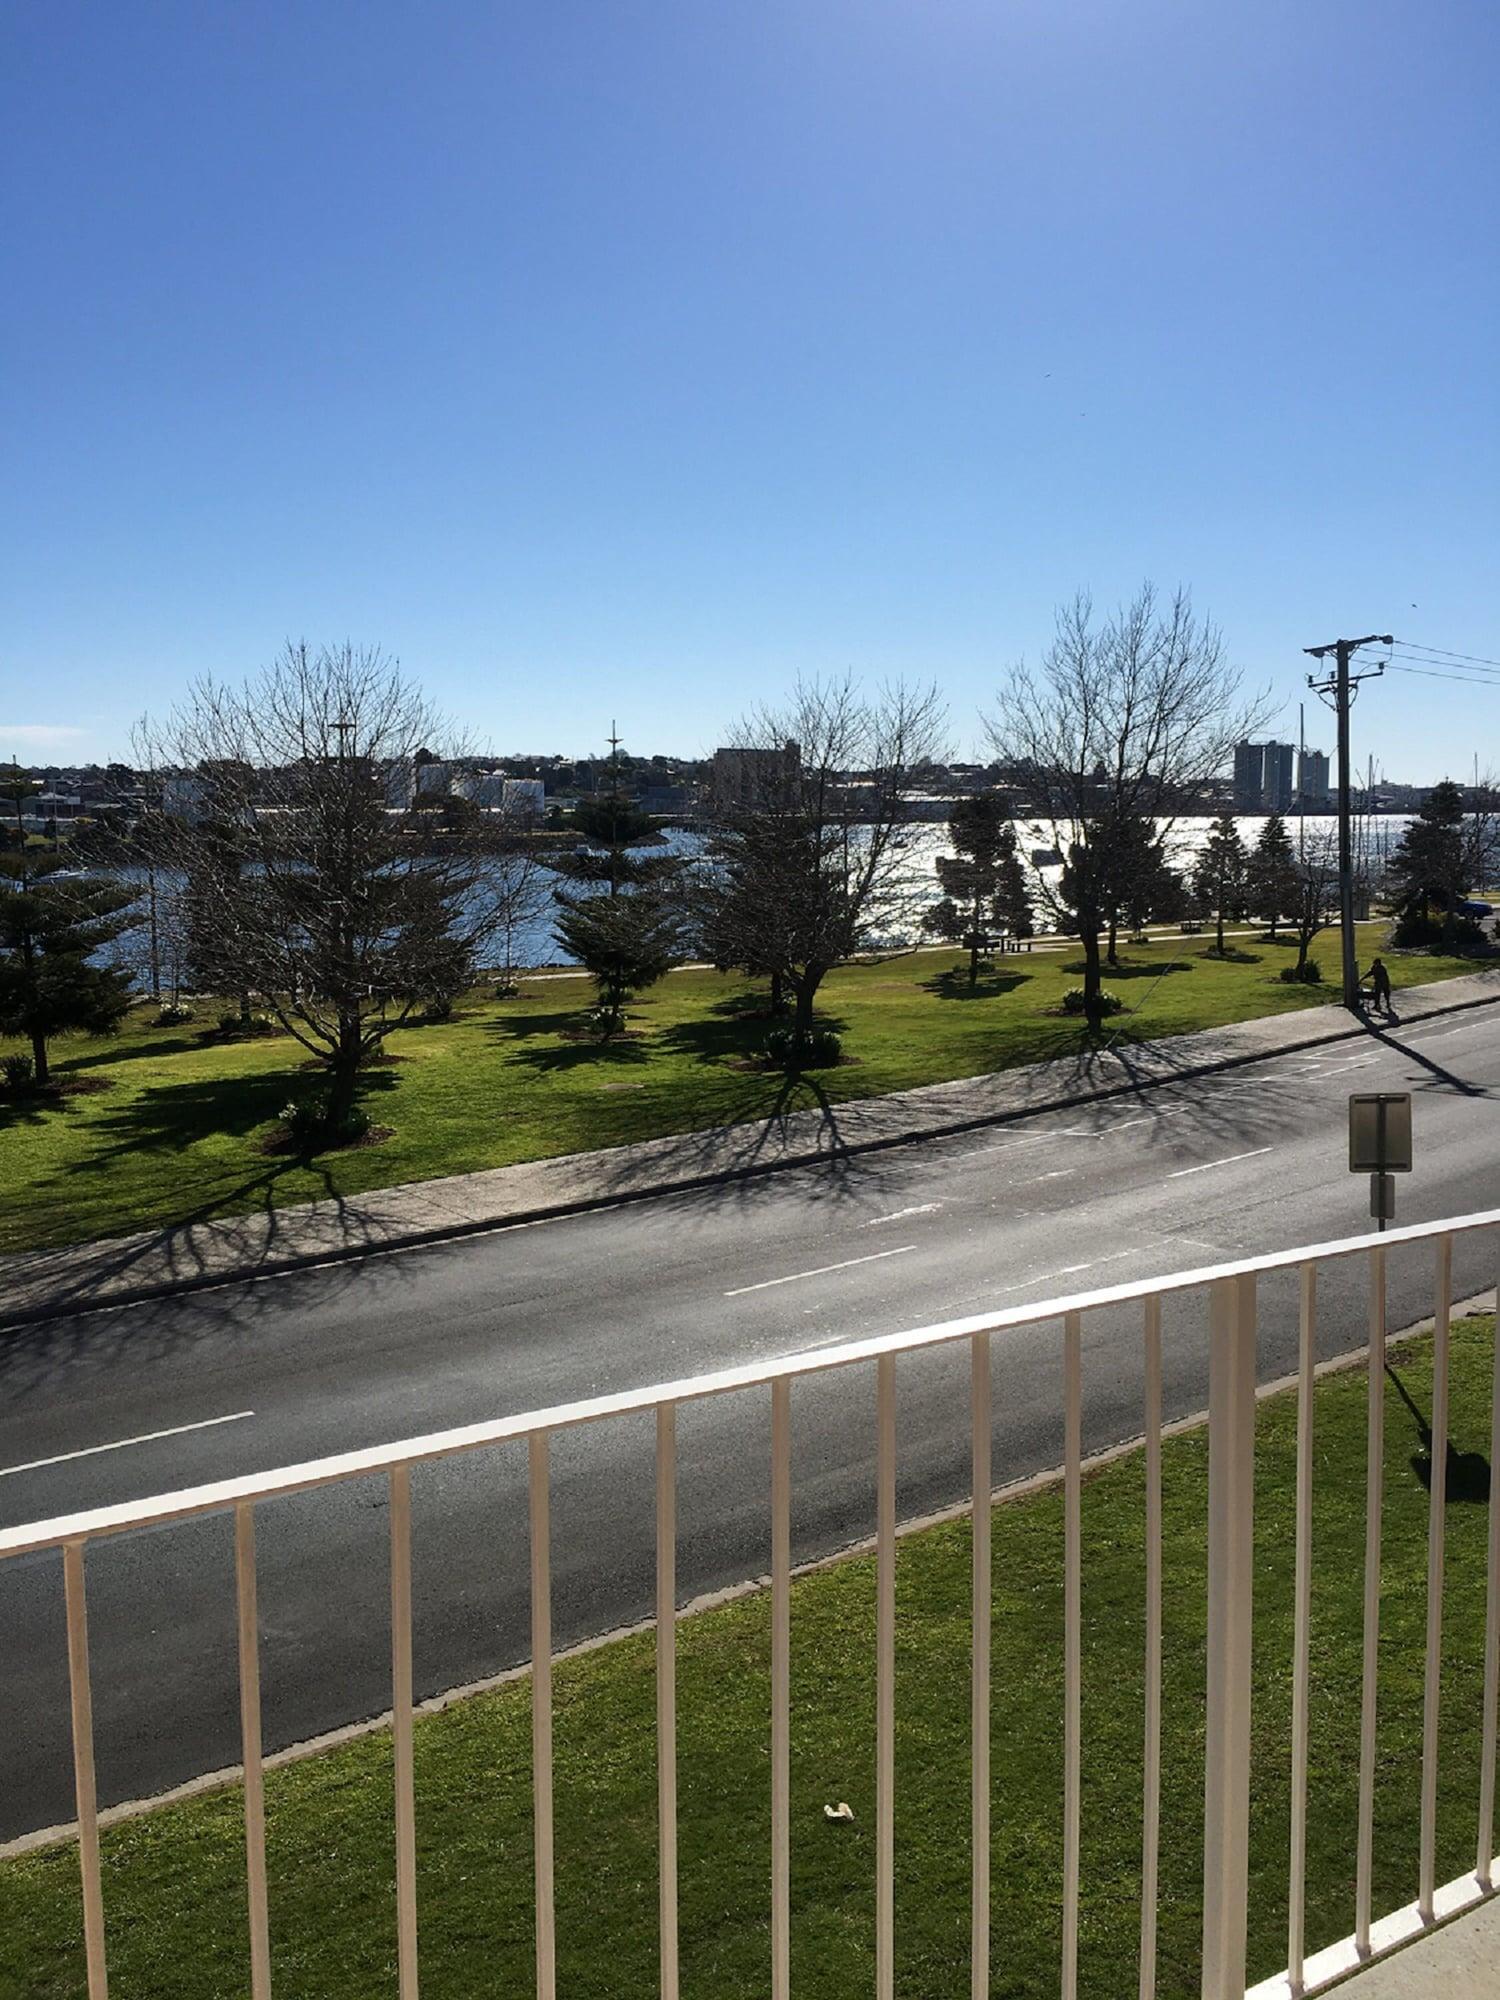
[{"left": 1348, "top": 1093, "right": 1413, "bottom": 1173}]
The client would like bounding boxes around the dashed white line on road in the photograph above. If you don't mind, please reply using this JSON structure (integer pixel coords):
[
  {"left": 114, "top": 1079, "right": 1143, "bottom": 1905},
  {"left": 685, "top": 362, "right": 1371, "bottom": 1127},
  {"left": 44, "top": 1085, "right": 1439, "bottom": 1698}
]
[
  {"left": 1027, "top": 1169, "right": 1077, "bottom": 1182},
  {"left": 1167, "top": 1147, "right": 1274, "bottom": 1179},
  {"left": 0, "top": 1411, "right": 256, "bottom": 1479},
  {"left": 724, "top": 1247, "right": 916, "bottom": 1296},
  {"left": 859, "top": 1203, "right": 941, "bottom": 1228},
  {"left": 993, "top": 1249, "right": 1135, "bottom": 1293}
]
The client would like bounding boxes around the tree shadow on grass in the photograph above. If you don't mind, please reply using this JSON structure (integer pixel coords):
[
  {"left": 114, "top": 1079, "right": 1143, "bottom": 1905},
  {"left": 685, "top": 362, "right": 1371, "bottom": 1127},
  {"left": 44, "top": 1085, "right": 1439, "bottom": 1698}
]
[
  {"left": 62, "top": 1063, "right": 397, "bottom": 1171},
  {"left": 1200, "top": 946, "right": 1262, "bottom": 964},
  {"left": 922, "top": 968, "right": 1032, "bottom": 1002},
  {"left": 657, "top": 1011, "right": 850, "bottom": 1066},
  {"left": 1061, "top": 957, "right": 1195, "bottom": 979},
  {"left": 55, "top": 1032, "right": 210, "bottom": 1072},
  {"left": 707, "top": 989, "right": 782, "bottom": 1021},
  {"left": 483, "top": 1005, "right": 653, "bottom": 1073},
  {"left": 485, "top": 1006, "right": 597, "bottom": 1043}
]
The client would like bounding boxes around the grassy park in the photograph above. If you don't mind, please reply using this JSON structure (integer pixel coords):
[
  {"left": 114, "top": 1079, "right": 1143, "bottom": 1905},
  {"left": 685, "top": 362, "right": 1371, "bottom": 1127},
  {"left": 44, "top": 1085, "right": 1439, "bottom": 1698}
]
[
  {"left": 0, "top": 925, "right": 1481, "bottom": 1256},
  {"left": 1, "top": 1315, "right": 1494, "bottom": 1999}
]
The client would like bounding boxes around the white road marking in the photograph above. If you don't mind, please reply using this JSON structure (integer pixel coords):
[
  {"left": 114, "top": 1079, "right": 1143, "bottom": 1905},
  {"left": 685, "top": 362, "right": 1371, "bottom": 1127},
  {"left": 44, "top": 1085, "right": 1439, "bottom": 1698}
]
[
  {"left": 724, "top": 1247, "right": 916, "bottom": 1296},
  {"left": 858, "top": 1203, "right": 942, "bottom": 1228},
  {"left": 0, "top": 1411, "right": 255, "bottom": 1479},
  {"left": 1027, "top": 1169, "right": 1077, "bottom": 1182},
  {"left": 1167, "top": 1147, "right": 1274, "bottom": 1179},
  {"left": 993, "top": 1249, "right": 1134, "bottom": 1293}
]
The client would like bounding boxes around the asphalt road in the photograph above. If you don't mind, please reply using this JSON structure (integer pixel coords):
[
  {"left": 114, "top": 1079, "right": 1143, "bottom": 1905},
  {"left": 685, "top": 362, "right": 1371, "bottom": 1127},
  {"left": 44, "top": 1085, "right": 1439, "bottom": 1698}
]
[{"left": 2, "top": 1005, "right": 1497, "bottom": 1840}]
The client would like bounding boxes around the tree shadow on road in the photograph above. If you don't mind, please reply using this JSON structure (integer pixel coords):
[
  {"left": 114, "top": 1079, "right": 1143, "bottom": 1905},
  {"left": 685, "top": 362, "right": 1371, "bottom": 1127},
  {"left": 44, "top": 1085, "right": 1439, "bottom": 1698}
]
[{"left": 1356, "top": 1014, "right": 1490, "bottom": 1099}]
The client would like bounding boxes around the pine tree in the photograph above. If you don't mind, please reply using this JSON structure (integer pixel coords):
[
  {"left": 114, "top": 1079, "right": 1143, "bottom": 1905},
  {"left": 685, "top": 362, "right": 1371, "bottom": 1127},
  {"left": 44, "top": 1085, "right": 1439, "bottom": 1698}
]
[
  {"left": 552, "top": 889, "right": 682, "bottom": 1034},
  {"left": 1388, "top": 779, "right": 1469, "bottom": 946},
  {"left": 0, "top": 773, "right": 135, "bottom": 1088},
  {"left": 1247, "top": 815, "right": 1298, "bottom": 939},
  {"left": 926, "top": 795, "right": 1031, "bottom": 986},
  {"left": 1193, "top": 815, "right": 1248, "bottom": 954}
]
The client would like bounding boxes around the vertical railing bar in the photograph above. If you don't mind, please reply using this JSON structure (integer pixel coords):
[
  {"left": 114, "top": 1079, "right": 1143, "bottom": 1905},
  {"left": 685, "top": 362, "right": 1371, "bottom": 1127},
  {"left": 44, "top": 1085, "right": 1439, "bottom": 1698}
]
[
  {"left": 1419, "top": 1235, "right": 1452, "bottom": 1921},
  {"left": 529, "top": 1431, "right": 556, "bottom": 2000},
  {"left": 1479, "top": 1237, "right": 1500, "bottom": 1889},
  {"left": 971, "top": 1331, "right": 992, "bottom": 2000},
  {"left": 1138, "top": 1296, "right": 1162, "bottom": 2000},
  {"left": 389, "top": 1465, "right": 419, "bottom": 2000},
  {"left": 1201, "top": 1273, "right": 1257, "bottom": 2000},
  {"left": 656, "top": 1405, "right": 679, "bottom": 2000},
  {"left": 64, "top": 1540, "right": 108, "bottom": 2000},
  {"left": 1356, "top": 1245, "right": 1387, "bottom": 1956},
  {"left": 876, "top": 1353, "right": 897, "bottom": 2000},
  {"left": 1287, "top": 1265, "right": 1317, "bottom": 1995},
  {"left": 1063, "top": 1309, "right": 1082, "bottom": 2000},
  {"left": 770, "top": 1380, "right": 791, "bottom": 2000},
  {"left": 235, "top": 1503, "right": 272, "bottom": 2000}
]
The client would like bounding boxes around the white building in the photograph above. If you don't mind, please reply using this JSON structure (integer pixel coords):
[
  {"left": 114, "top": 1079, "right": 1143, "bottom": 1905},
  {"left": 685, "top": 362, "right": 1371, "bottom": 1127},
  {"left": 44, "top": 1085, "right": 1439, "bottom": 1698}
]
[{"left": 500, "top": 777, "right": 545, "bottom": 821}]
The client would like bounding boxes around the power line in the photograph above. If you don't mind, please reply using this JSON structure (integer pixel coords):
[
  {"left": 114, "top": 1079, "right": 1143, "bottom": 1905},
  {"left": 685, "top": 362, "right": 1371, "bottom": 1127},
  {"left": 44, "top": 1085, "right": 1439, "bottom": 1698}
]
[
  {"left": 1386, "top": 663, "right": 1500, "bottom": 689},
  {"left": 1393, "top": 639, "right": 1500, "bottom": 670}
]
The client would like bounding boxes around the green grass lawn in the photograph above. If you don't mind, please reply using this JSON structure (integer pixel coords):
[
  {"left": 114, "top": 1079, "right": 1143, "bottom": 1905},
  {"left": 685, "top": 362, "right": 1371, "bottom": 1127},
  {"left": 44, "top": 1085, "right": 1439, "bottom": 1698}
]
[
  {"left": 2, "top": 1316, "right": 1494, "bottom": 2000},
  {"left": 0, "top": 925, "right": 1481, "bottom": 1256}
]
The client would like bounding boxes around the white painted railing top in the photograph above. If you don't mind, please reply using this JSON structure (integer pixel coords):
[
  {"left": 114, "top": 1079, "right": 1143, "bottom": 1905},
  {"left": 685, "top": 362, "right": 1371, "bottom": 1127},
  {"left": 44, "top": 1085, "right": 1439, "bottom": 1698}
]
[{"left": 3, "top": 1204, "right": 1497, "bottom": 1563}]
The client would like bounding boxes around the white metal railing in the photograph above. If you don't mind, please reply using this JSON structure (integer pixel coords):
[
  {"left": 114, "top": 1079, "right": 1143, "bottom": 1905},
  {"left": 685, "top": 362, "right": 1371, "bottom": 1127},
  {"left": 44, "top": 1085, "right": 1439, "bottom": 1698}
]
[{"left": 3, "top": 1209, "right": 1499, "bottom": 2000}]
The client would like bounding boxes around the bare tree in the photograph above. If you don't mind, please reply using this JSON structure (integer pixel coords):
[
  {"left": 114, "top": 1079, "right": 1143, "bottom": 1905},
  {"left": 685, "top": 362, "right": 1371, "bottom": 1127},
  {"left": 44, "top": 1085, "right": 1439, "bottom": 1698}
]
[
  {"left": 695, "top": 676, "right": 946, "bottom": 1050},
  {"left": 989, "top": 586, "right": 1267, "bottom": 1029},
  {"left": 162, "top": 643, "right": 545, "bottom": 1135},
  {"left": 1286, "top": 828, "right": 1341, "bottom": 981}
]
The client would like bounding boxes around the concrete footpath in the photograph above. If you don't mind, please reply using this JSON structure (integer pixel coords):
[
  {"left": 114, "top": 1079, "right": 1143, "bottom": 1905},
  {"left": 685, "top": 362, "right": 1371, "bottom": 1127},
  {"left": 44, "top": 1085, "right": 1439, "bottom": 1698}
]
[{"left": 3, "top": 967, "right": 1497, "bottom": 1329}]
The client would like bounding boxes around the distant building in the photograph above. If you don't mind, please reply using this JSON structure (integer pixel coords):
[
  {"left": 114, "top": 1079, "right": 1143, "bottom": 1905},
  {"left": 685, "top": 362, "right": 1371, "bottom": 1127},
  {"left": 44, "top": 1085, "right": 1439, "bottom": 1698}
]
[
  {"left": 1297, "top": 748, "right": 1331, "bottom": 809},
  {"left": 455, "top": 769, "right": 507, "bottom": 808},
  {"left": 1233, "top": 740, "right": 1263, "bottom": 810},
  {"left": 1233, "top": 739, "right": 1294, "bottom": 812},
  {"left": 711, "top": 740, "right": 801, "bottom": 812},
  {"left": 414, "top": 760, "right": 454, "bottom": 798},
  {"left": 1262, "top": 741, "right": 1294, "bottom": 812},
  {"left": 160, "top": 773, "right": 207, "bottom": 821},
  {"left": 500, "top": 778, "right": 546, "bottom": 821}
]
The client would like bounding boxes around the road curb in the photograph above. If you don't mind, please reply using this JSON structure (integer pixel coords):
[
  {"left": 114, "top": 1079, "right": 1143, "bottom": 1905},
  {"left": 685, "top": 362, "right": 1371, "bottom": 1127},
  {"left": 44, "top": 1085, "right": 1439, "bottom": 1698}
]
[{"left": 3, "top": 984, "right": 1497, "bottom": 1331}]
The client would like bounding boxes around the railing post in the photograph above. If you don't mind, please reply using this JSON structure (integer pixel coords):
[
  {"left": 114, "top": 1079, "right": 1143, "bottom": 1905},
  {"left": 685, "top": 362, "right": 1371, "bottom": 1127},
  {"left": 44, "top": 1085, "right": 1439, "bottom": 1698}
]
[{"left": 1201, "top": 1273, "right": 1257, "bottom": 2000}]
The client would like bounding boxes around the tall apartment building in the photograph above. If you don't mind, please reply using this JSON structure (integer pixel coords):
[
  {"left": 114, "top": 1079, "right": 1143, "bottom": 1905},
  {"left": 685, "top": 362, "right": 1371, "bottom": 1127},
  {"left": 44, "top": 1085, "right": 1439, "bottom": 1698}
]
[
  {"left": 1297, "top": 748, "right": 1331, "bottom": 809},
  {"left": 1262, "top": 740, "right": 1294, "bottom": 812},
  {"left": 1233, "top": 738, "right": 1294, "bottom": 812}
]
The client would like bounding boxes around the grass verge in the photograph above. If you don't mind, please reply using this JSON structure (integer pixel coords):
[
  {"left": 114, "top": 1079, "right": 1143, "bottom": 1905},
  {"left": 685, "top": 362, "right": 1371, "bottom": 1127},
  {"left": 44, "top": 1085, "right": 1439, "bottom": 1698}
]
[
  {"left": 2, "top": 1316, "right": 1496, "bottom": 1999},
  {"left": 0, "top": 927, "right": 1483, "bottom": 1258}
]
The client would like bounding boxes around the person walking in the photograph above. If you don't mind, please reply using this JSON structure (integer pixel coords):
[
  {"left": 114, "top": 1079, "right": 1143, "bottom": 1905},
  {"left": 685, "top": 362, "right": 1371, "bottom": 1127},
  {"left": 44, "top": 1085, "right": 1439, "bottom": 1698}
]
[{"left": 1365, "top": 955, "right": 1393, "bottom": 1015}]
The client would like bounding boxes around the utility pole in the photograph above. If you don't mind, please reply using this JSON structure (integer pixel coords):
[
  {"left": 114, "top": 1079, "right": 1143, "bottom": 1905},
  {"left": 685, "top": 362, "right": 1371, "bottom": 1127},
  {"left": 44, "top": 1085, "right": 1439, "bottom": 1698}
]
[{"left": 1304, "top": 634, "right": 1391, "bottom": 1011}]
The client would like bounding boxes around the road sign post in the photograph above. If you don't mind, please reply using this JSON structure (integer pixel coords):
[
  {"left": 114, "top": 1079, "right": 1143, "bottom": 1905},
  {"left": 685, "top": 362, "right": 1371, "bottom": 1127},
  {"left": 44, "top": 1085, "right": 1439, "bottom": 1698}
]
[{"left": 1348, "top": 1093, "right": 1412, "bottom": 1232}]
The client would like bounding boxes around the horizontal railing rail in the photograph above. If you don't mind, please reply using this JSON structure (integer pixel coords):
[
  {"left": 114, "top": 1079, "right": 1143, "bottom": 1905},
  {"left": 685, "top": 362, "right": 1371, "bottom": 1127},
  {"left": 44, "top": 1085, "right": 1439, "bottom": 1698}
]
[
  {"left": 3, "top": 1205, "right": 1498, "bottom": 2000},
  {"left": 4, "top": 1206, "right": 1498, "bottom": 1560}
]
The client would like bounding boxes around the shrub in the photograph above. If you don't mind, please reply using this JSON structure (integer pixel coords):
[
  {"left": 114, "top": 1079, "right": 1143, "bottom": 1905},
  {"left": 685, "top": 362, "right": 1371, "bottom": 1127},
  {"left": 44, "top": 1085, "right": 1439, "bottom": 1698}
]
[
  {"left": 423, "top": 995, "right": 454, "bottom": 1023},
  {"left": 280, "top": 1096, "right": 371, "bottom": 1154},
  {"left": 1279, "top": 960, "right": 1323, "bottom": 984},
  {"left": 218, "top": 1009, "right": 244, "bottom": 1035},
  {"left": 764, "top": 1023, "right": 843, "bottom": 1070},
  {"left": 1061, "top": 986, "right": 1123, "bottom": 1017},
  {"left": 2, "top": 1053, "right": 36, "bottom": 1096},
  {"left": 155, "top": 1001, "right": 194, "bottom": 1026},
  {"left": 1391, "top": 911, "right": 1490, "bottom": 955}
]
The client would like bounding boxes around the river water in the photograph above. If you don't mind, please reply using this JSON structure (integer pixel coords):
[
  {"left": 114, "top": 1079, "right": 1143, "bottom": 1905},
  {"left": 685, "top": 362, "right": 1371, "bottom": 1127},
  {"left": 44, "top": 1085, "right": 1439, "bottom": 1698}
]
[{"left": 92, "top": 813, "right": 1420, "bottom": 989}]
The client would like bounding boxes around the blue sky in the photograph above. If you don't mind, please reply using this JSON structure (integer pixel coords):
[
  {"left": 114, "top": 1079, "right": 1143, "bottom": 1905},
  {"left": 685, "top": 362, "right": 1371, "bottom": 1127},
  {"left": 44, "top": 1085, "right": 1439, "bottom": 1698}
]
[{"left": 3, "top": 1, "right": 1496, "bottom": 776}]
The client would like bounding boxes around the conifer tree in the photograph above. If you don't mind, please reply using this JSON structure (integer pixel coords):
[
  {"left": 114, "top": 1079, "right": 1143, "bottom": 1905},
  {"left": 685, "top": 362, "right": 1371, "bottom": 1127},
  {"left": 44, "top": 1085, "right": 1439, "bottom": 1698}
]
[
  {"left": 0, "top": 771, "right": 135, "bottom": 1087},
  {"left": 1247, "top": 814, "right": 1298, "bottom": 938},
  {"left": 1193, "top": 814, "right": 1248, "bottom": 953}
]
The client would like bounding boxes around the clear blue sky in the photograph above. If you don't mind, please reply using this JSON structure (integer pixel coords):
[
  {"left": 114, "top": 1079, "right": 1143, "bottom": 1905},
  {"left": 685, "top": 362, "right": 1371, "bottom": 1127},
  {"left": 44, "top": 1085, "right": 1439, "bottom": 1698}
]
[{"left": 3, "top": 1, "right": 1496, "bottom": 777}]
